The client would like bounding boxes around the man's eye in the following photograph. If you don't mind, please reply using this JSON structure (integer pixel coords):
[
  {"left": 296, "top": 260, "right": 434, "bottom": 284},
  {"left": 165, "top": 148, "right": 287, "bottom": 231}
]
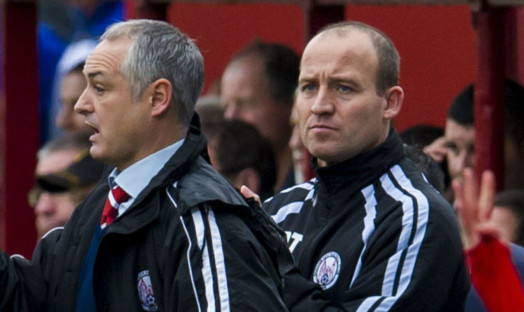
[
  {"left": 94, "top": 86, "right": 105, "bottom": 94},
  {"left": 338, "top": 85, "right": 353, "bottom": 93},
  {"left": 445, "top": 142, "right": 459, "bottom": 155},
  {"left": 300, "top": 84, "right": 316, "bottom": 92}
]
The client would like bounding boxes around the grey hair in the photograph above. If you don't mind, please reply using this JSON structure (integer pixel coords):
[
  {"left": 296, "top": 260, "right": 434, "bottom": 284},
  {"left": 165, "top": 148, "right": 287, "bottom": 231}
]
[
  {"left": 319, "top": 21, "right": 400, "bottom": 96},
  {"left": 101, "top": 19, "right": 204, "bottom": 128}
]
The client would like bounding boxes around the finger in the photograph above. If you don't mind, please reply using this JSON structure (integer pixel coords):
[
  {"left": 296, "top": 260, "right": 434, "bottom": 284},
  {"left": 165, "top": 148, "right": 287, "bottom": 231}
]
[
  {"left": 240, "top": 185, "right": 261, "bottom": 206},
  {"left": 452, "top": 176, "right": 472, "bottom": 231},
  {"left": 478, "top": 170, "right": 496, "bottom": 222},
  {"left": 461, "top": 168, "right": 478, "bottom": 218}
]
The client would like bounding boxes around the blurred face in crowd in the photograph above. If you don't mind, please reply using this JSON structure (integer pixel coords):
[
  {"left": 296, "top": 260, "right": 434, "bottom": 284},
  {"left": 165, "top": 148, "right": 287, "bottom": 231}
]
[
  {"left": 56, "top": 70, "right": 91, "bottom": 135},
  {"left": 221, "top": 56, "right": 291, "bottom": 152},
  {"left": 289, "top": 105, "right": 306, "bottom": 183},
  {"left": 445, "top": 119, "right": 475, "bottom": 180},
  {"left": 490, "top": 206, "right": 519, "bottom": 244},
  {"left": 33, "top": 149, "right": 78, "bottom": 238},
  {"left": 296, "top": 29, "right": 402, "bottom": 166},
  {"left": 76, "top": 39, "right": 155, "bottom": 170}
]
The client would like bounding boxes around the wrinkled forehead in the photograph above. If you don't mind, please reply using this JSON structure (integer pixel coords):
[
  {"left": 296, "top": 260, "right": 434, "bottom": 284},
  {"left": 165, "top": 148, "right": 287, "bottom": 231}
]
[{"left": 84, "top": 39, "right": 132, "bottom": 75}]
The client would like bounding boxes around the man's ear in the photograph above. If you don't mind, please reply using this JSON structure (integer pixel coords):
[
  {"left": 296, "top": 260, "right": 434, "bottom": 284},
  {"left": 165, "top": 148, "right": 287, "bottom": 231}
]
[
  {"left": 150, "top": 78, "right": 172, "bottom": 117},
  {"left": 383, "top": 86, "right": 404, "bottom": 120}
]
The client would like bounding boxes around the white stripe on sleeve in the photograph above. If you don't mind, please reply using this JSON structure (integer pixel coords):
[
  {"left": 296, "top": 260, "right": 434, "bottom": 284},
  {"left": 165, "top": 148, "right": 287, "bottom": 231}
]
[
  {"left": 207, "top": 209, "right": 230, "bottom": 312},
  {"left": 356, "top": 165, "right": 429, "bottom": 311},
  {"left": 350, "top": 184, "right": 377, "bottom": 288}
]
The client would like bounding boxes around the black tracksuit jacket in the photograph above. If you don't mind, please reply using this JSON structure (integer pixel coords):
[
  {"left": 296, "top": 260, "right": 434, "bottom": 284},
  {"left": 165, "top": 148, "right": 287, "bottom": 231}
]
[{"left": 265, "top": 130, "right": 470, "bottom": 312}]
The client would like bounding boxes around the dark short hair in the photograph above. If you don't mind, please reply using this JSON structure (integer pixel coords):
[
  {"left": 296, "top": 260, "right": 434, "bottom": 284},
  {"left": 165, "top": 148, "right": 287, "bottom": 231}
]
[
  {"left": 400, "top": 124, "right": 449, "bottom": 190},
  {"left": 448, "top": 79, "right": 524, "bottom": 148},
  {"left": 400, "top": 124, "right": 444, "bottom": 148},
  {"left": 404, "top": 145, "right": 445, "bottom": 193},
  {"left": 448, "top": 84, "right": 474, "bottom": 126},
  {"left": 319, "top": 21, "right": 400, "bottom": 95},
  {"left": 230, "top": 40, "right": 299, "bottom": 106},
  {"left": 494, "top": 189, "right": 524, "bottom": 246},
  {"left": 214, "top": 120, "right": 277, "bottom": 200}
]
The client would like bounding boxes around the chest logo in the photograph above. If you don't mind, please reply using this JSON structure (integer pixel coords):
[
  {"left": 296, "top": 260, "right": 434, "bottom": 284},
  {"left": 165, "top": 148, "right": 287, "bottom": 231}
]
[
  {"left": 313, "top": 251, "right": 341, "bottom": 290},
  {"left": 137, "top": 270, "right": 158, "bottom": 311}
]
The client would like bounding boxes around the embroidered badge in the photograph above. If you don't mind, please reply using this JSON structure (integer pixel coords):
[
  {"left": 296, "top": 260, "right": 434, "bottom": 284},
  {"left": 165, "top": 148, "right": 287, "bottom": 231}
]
[
  {"left": 313, "top": 251, "right": 341, "bottom": 290},
  {"left": 137, "top": 270, "right": 158, "bottom": 311}
]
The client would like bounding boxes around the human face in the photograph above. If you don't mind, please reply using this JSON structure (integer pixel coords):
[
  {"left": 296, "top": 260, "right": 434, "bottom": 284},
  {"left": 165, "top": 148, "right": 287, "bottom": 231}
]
[
  {"left": 56, "top": 71, "right": 91, "bottom": 135},
  {"left": 221, "top": 56, "right": 291, "bottom": 152},
  {"left": 445, "top": 119, "right": 475, "bottom": 180},
  {"left": 34, "top": 149, "right": 78, "bottom": 238},
  {"left": 75, "top": 39, "right": 154, "bottom": 170},
  {"left": 297, "top": 31, "right": 391, "bottom": 166}
]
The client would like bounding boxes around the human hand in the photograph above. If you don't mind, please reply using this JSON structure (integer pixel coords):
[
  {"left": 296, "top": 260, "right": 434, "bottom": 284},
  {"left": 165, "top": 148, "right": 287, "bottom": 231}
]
[
  {"left": 423, "top": 136, "right": 448, "bottom": 163},
  {"left": 452, "top": 168, "right": 499, "bottom": 250},
  {"left": 240, "top": 185, "right": 262, "bottom": 207}
]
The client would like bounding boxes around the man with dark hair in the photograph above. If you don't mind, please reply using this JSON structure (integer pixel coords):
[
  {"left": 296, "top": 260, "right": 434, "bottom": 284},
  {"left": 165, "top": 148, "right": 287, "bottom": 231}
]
[
  {"left": 426, "top": 79, "right": 524, "bottom": 198},
  {"left": 221, "top": 40, "right": 299, "bottom": 191},
  {"left": 261, "top": 21, "right": 469, "bottom": 311},
  {"left": 211, "top": 120, "right": 277, "bottom": 201},
  {"left": 0, "top": 19, "right": 317, "bottom": 311}
]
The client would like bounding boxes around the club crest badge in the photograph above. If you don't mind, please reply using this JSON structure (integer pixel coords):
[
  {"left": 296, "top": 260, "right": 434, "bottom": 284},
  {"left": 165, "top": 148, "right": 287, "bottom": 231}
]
[
  {"left": 137, "top": 270, "right": 158, "bottom": 311},
  {"left": 313, "top": 251, "right": 341, "bottom": 290}
]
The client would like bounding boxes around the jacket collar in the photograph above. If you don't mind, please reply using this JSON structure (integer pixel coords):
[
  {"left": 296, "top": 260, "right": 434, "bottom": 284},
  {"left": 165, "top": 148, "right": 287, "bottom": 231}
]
[
  {"left": 107, "top": 113, "right": 208, "bottom": 235},
  {"left": 312, "top": 128, "right": 404, "bottom": 195}
]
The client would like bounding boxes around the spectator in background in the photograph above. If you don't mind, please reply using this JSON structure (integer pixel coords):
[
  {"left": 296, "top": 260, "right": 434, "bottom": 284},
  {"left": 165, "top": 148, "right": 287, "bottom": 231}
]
[
  {"left": 211, "top": 120, "right": 277, "bottom": 201},
  {"left": 221, "top": 40, "right": 299, "bottom": 191},
  {"left": 195, "top": 94, "right": 225, "bottom": 164},
  {"left": 49, "top": 39, "right": 97, "bottom": 138},
  {"left": 55, "top": 62, "right": 92, "bottom": 135},
  {"left": 39, "top": 0, "right": 124, "bottom": 141},
  {"left": 400, "top": 124, "right": 445, "bottom": 149},
  {"left": 400, "top": 124, "right": 450, "bottom": 195},
  {"left": 403, "top": 144, "right": 446, "bottom": 193},
  {"left": 454, "top": 168, "right": 524, "bottom": 312},
  {"left": 425, "top": 80, "right": 524, "bottom": 200},
  {"left": 289, "top": 104, "right": 312, "bottom": 185},
  {"left": 491, "top": 189, "right": 524, "bottom": 247},
  {"left": 29, "top": 133, "right": 104, "bottom": 239}
]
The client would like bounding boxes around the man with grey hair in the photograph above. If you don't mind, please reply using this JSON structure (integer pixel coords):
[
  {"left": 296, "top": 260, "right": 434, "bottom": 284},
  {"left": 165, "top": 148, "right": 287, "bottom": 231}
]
[
  {"left": 0, "top": 19, "right": 313, "bottom": 311},
  {"left": 261, "top": 21, "right": 469, "bottom": 311}
]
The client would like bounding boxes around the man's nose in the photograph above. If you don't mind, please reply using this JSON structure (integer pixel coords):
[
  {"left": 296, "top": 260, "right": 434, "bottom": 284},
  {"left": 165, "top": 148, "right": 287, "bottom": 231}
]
[
  {"left": 34, "top": 192, "right": 56, "bottom": 216},
  {"left": 310, "top": 86, "right": 335, "bottom": 115}
]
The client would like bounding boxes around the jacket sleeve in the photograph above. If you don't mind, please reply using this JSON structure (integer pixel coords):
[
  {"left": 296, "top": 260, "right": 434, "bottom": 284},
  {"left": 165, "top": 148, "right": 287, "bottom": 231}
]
[
  {"left": 467, "top": 236, "right": 524, "bottom": 312},
  {"left": 168, "top": 203, "right": 290, "bottom": 311},
  {"left": 340, "top": 199, "right": 470, "bottom": 312},
  {"left": 0, "top": 228, "right": 61, "bottom": 311}
]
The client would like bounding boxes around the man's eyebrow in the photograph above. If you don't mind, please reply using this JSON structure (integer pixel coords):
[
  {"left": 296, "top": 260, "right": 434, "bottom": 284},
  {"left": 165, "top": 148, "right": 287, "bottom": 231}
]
[
  {"left": 85, "top": 71, "right": 104, "bottom": 79},
  {"left": 298, "top": 76, "right": 316, "bottom": 83}
]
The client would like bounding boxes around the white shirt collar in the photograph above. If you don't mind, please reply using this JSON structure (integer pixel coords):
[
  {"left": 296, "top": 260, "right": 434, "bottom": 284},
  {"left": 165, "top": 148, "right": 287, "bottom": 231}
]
[{"left": 107, "top": 139, "right": 184, "bottom": 206}]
